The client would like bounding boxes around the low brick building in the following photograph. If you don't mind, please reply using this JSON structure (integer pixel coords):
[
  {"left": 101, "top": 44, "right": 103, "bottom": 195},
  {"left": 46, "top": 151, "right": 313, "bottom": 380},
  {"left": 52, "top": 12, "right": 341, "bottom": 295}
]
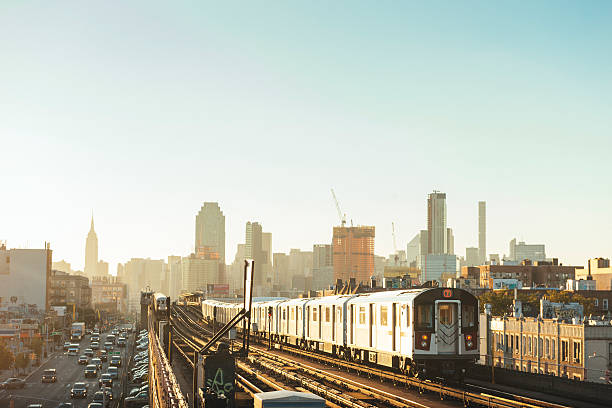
[
  {"left": 477, "top": 260, "right": 577, "bottom": 289},
  {"left": 49, "top": 270, "right": 91, "bottom": 309}
]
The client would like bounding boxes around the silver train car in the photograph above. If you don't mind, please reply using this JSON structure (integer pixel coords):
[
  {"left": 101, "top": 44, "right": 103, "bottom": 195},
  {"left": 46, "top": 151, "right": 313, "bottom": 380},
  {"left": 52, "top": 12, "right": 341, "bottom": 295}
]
[
  {"left": 153, "top": 292, "right": 169, "bottom": 319},
  {"left": 202, "top": 288, "right": 478, "bottom": 380}
]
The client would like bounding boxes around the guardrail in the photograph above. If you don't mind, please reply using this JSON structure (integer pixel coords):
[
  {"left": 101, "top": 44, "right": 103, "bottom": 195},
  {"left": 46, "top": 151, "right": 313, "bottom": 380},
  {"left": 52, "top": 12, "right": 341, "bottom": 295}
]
[{"left": 149, "top": 309, "right": 189, "bottom": 408}]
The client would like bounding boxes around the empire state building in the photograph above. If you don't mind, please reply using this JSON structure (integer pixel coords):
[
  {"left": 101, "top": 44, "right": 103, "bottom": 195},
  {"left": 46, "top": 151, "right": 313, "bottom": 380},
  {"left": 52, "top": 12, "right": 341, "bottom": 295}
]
[{"left": 85, "top": 215, "right": 98, "bottom": 277}]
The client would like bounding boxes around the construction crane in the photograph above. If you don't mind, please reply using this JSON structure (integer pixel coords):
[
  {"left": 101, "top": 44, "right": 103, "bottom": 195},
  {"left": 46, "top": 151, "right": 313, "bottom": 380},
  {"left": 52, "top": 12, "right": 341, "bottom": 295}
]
[{"left": 330, "top": 188, "right": 347, "bottom": 227}]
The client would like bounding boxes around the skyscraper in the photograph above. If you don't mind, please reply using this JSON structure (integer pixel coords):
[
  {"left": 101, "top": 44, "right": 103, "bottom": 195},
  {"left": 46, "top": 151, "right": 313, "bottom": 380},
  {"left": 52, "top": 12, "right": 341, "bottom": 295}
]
[
  {"left": 195, "top": 202, "right": 226, "bottom": 263},
  {"left": 85, "top": 215, "right": 98, "bottom": 278},
  {"left": 245, "top": 222, "right": 267, "bottom": 289},
  {"left": 427, "top": 191, "right": 447, "bottom": 254},
  {"left": 478, "top": 201, "right": 486, "bottom": 264},
  {"left": 332, "top": 225, "right": 375, "bottom": 285}
]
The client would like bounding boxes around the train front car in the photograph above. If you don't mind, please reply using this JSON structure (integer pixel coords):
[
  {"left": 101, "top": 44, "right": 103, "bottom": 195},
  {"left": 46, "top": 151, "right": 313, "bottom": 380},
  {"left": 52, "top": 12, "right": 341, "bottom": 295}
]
[
  {"left": 153, "top": 293, "right": 168, "bottom": 319},
  {"left": 412, "top": 287, "right": 478, "bottom": 381}
]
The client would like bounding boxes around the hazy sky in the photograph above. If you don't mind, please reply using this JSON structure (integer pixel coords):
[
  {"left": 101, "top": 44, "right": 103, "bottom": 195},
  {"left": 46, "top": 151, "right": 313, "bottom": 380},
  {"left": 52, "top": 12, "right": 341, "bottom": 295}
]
[{"left": 1, "top": 1, "right": 611, "bottom": 272}]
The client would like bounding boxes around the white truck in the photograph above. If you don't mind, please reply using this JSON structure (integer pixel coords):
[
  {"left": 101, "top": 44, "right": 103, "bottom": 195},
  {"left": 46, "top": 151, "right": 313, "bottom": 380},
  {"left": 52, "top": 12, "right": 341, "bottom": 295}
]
[{"left": 71, "top": 322, "right": 86, "bottom": 342}]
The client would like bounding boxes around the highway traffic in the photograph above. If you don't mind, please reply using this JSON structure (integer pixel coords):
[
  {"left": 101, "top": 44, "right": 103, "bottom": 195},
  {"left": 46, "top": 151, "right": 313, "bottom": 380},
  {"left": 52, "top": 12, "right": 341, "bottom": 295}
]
[{"left": 0, "top": 325, "right": 135, "bottom": 408}]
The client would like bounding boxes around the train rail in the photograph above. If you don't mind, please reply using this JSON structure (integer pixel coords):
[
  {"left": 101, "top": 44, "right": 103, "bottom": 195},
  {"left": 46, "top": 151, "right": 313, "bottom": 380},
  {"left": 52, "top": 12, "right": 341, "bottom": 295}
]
[{"left": 170, "top": 304, "right": 579, "bottom": 408}]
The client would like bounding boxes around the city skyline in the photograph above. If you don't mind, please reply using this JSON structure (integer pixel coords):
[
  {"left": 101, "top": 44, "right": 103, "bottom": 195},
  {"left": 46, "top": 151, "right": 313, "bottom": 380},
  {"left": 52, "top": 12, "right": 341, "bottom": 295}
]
[{"left": 1, "top": 2, "right": 611, "bottom": 272}]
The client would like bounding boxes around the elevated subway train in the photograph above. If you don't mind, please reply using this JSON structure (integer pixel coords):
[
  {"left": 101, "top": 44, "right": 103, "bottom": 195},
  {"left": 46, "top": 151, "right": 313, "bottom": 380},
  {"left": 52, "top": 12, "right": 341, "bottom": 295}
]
[
  {"left": 202, "top": 288, "right": 479, "bottom": 380},
  {"left": 153, "top": 292, "right": 169, "bottom": 318}
]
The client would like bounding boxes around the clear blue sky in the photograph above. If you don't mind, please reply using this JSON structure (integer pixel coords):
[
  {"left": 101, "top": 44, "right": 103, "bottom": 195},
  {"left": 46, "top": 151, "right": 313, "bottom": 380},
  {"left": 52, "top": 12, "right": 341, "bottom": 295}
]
[{"left": 1, "top": 1, "right": 610, "bottom": 271}]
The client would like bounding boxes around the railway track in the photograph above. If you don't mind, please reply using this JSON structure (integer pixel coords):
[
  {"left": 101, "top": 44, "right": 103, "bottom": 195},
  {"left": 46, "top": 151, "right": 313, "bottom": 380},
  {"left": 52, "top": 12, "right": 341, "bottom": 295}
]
[{"left": 170, "top": 304, "right": 581, "bottom": 408}]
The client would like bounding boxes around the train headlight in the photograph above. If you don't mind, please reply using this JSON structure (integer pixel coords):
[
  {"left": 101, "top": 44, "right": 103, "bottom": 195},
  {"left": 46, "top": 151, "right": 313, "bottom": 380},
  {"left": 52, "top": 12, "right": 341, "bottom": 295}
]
[
  {"left": 466, "top": 334, "right": 472, "bottom": 341},
  {"left": 421, "top": 334, "right": 428, "bottom": 341},
  {"left": 421, "top": 341, "right": 427, "bottom": 347},
  {"left": 467, "top": 341, "right": 473, "bottom": 348}
]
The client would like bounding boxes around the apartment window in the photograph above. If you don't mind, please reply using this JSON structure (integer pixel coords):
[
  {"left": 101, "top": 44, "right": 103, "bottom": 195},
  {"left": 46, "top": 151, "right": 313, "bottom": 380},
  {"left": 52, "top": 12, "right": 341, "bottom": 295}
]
[
  {"left": 380, "top": 306, "right": 388, "bottom": 326},
  {"left": 552, "top": 339, "right": 556, "bottom": 359},
  {"left": 573, "top": 341, "right": 581, "bottom": 363},
  {"left": 515, "top": 335, "right": 519, "bottom": 354},
  {"left": 359, "top": 306, "right": 366, "bottom": 325},
  {"left": 562, "top": 340, "right": 569, "bottom": 362},
  {"left": 546, "top": 338, "right": 550, "bottom": 357},
  {"left": 604, "top": 299, "right": 609, "bottom": 310},
  {"left": 522, "top": 335, "right": 526, "bottom": 354},
  {"left": 539, "top": 338, "right": 543, "bottom": 357},
  {"left": 594, "top": 299, "right": 599, "bottom": 307},
  {"left": 529, "top": 337, "right": 532, "bottom": 355}
]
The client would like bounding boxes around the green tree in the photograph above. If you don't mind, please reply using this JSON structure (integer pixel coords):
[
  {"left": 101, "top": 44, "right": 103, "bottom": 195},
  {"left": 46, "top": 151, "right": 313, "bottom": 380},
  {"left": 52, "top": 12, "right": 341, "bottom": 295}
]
[
  {"left": 545, "top": 290, "right": 597, "bottom": 316},
  {"left": 14, "top": 353, "right": 29, "bottom": 375},
  {"left": 0, "top": 341, "right": 14, "bottom": 370},
  {"left": 479, "top": 290, "right": 513, "bottom": 315}
]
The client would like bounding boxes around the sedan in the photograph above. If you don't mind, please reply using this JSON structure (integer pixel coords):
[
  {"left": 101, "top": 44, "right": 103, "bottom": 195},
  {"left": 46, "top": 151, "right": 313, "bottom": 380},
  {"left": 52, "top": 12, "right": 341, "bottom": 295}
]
[
  {"left": 42, "top": 368, "right": 57, "bottom": 383},
  {"left": 78, "top": 355, "right": 88, "bottom": 365},
  {"left": 63, "top": 342, "right": 72, "bottom": 351},
  {"left": 98, "top": 374, "right": 113, "bottom": 388},
  {"left": 1, "top": 378, "right": 26, "bottom": 389},
  {"left": 84, "top": 364, "right": 98, "bottom": 378},
  {"left": 70, "top": 382, "right": 88, "bottom": 398},
  {"left": 91, "top": 342, "right": 99, "bottom": 350},
  {"left": 91, "top": 357, "right": 103, "bottom": 369},
  {"left": 124, "top": 390, "right": 148, "bottom": 408},
  {"left": 84, "top": 348, "right": 94, "bottom": 357}
]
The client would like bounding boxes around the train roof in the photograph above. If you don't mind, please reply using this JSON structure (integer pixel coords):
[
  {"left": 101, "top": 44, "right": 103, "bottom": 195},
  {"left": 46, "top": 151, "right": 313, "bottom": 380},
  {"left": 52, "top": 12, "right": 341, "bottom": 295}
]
[
  {"left": 306, "top": 294, "right": 357, "bottom": 305},
  {"left": 347, "top": 287, "right": 476, "bottom": 304}
]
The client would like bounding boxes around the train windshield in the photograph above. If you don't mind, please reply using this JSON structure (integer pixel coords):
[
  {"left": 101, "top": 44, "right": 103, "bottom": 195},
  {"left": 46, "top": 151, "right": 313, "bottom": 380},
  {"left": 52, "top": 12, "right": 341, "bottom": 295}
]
[
  {"left": 415, "top": 304, "right": 433, "bottom": 330},
  {"left": 461, "top": 304, "right": 476, "bottom": 328}
]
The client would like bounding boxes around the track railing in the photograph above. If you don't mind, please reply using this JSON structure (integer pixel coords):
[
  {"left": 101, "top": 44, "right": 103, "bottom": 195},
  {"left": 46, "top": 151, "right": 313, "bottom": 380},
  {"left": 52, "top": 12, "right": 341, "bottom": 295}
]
[{"left": 148, "top": 309, "right": 189, "bottom": 408}]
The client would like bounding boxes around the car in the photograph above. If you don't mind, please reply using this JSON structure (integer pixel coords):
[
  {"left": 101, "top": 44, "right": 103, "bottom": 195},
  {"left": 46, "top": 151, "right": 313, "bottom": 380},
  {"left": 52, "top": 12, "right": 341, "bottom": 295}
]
[
  {"left": 128, "top": 385, "right": 148, "bottom": 397},
  {"left": 92, "top": 391, "right": 112, "bottom": 407},
  {"left": 117, "top": 337, "right": 126, "bottom": 347},
  {"left": 84, "top": 364, "right": 98, "bottom": 378},
  {"left": 42, "top": 368, "right": 57, "bottom": 383},
  {"left": 91, "top": 335, "right": 100, "bottom": 342},
  {"left": 56, "top": 403, "right": 73, "bottom": 408},
  {"left": 98, "top": 373, "right": 113, "bottom": 387},
  {"left": 70, "top": 382, "right": 88, "bottom": 398},
  {"left": 110, "top": 356, "right": 121, "bottom": 367},
  {"left": 68, "top": 346, "right": 79, "bottom": 356},
  {"left": 27, "top": 405, "right": 43, "bottom": 408},
  {"left": 84, "top": 348, "right": 94, "bottom": 357},
  {"left": 106, "top": 335, "right": 116, "bottom": 344},
  {"left": 107, "top": 366, "right": 119, "bottom": 379},
  {"left": 63, "top": 342, "right": 72, "bottom": 351},
  {"left": 1, "top": 378, "right": 25, "bottom": 389},
  {"left": 136, "top": 343, "right": 147, "bottom": 351},
  {"left": 91, "top": 357, "right": 103, "bottom": 369},
  {"left": 78, "top": 355, "right": 88, "bottom": 365},
  {"left": 134, "top": 353, "right": 147, "bottom": 361},
  {"left": 124, "top": 390, "right": 148, "bottom": 408},
  {"left": 87, "top": 403, "right": 103, "bottom": 408},
  {"left": 99, "top": 350, "right": 108, "bottom": 361},
  {"left": 103, "top": 341, "right": 113, "bottom": 351},
  {"left": 132, "top": 372, "right": 148, "bottom": 383},
  {"left": 91, "top": 342, "right": 99, "bottom": 350}
]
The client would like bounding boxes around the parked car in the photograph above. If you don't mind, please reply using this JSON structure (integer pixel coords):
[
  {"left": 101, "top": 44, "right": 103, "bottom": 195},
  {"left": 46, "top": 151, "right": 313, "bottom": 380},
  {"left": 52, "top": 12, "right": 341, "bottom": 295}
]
[
  {"left": 87, "top": 403, "right": 103, "bottom": 408},
  {"left": 84, "top": 364, "right": 98, "bottom": 378},
  {"left": 128, "top": 385, "right": 148, "bottom": 397},
  {"left": 1, "top": 378, "right": 25, "bottom": 389},
  {"left": 124, "top": 390, "right": 148, "bottom": 408},
  {"left": 132, "top": 372, "right": 148, "bottom": 383},
  {"left": 98, "top": 374, "right": 113, "bottom": 387},
  {"left": 78, "top": 355, "right": 89, "bottom": 365},
  {"left": 42, "top": 368, "right": 57, "bottom": 383},
  {"left": 70, "top": 382, "right": 88, "bottom": 398}
]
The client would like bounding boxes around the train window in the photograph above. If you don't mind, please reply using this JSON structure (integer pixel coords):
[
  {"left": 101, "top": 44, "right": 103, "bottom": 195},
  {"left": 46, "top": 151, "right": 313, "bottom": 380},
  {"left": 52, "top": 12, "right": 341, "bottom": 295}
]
[
  {"left": 461, "top": 304, "right": 476, "bottom": 328},
  {"left": 282, "top": 309, "right": 286, "bottom": 320},
  {"left": 415, "top": 304, "right": 433, "bottom": 329},
  {"left": 406, "top": 306, "right": 410, "bottom": 326},
  {"left": 312, "top": 308, "right": 318, "bottom": 322},
  {"left": 380, "top": 306, "right": 388, "bottom": 326},
  {"left": 325, "top": 307, "right": 330, "bottom": 323},
  {"left": 359, "top": 306, "right": 366, "bottom": 325},
  {"left": 291, "top": 309, "right": 295, "bottom": 321},
  {"left": 439, "top": 303, "right": 456, "bottom": 326}
]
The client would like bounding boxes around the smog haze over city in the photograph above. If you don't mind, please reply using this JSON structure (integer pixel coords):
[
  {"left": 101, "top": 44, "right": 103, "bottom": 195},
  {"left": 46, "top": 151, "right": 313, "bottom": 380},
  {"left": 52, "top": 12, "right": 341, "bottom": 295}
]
[{"left": 2, "top": 1, "right": 611, "bottom": 271}]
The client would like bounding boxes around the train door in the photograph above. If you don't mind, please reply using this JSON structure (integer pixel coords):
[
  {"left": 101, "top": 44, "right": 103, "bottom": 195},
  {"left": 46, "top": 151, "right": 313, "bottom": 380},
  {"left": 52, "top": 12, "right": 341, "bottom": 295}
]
[
  {"left": 369, "top": 303, "right": 374, "bottom": 348},
  {"left": 435, "top": 300, "right": 459, "bottom": 354},
  {"left": 318, "top": 305, "right": 322, "bottom": 338},
  {"left": 350, "top": 304, "right": 354, "bottom": 344},
  {"left": 392, "top": 303, "right": 398, "bottom": 352},
  {"left": 332, "top": 305, "right": 336, "bottom": 342}
]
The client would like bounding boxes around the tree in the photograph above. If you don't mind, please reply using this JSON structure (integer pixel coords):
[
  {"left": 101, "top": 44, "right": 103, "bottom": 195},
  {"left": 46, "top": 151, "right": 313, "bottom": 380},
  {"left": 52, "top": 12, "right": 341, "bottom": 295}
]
[
  {"left": 545, "top": 290, "right": 597, "bottom": 316},
  {"left": 14, "top": 353, "right": 29, "bottom": 375},
  {"left": 479, "top": 290, "right": 513, "bottom": 315},
  {"left": 30, "top": 338, "right": 43, "bottom": 363},
  {"left": 0, "top": 341, "right": 14, "bottom": 371}
]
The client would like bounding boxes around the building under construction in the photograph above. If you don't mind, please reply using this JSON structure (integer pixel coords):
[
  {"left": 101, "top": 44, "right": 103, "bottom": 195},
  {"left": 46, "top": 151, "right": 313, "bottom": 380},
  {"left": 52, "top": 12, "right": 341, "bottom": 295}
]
[{"left": 332, "top": 226, "right": 375, "bottom": 286}]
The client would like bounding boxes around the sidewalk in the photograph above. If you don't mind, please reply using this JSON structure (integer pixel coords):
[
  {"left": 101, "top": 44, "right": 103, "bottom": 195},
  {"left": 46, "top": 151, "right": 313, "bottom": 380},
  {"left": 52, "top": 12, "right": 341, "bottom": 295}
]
[{"left": 0, "top": 350, "right": 59, "bottom": 383}]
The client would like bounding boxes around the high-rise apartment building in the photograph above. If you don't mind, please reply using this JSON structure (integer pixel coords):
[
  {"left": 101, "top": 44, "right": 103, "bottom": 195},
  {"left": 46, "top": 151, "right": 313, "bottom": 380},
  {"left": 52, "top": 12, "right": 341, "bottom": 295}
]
[
  {"left": 195, "top": 202, "right": 225, "bottom": 263},
  {"left": 288, "top": 249, "right": 313, "bottom": 291},
  {"left": 465, "top": 247, "right": 480, "bottom": 267},
  {"left": 0, "top": 243, "right": 52, "bottom": 311},
  {"left": 246, "top": 222, "right": 270, "bottom": 292},
  {"left": 312, "top": 244, "right": 334, "bottom": 290},
  {"left": 509, "top": 238, "right": 546, "bottom": 263},
  {"left": 478, "top": 201, "right": 486, "bottom": 264},
  {"left": 97, "top": 260, "right": 109, "bottom": 276},
  {"left": 332, "top": 226, "right": 375, "bottom": 285},
  {"left": 181, "top": 254, "right": 220, "bottom": 293},
  {"left": 273, "top": 252, "right": 290, "bottom": 290},
  {"left": 167, "top": 255, "right": 182, "bottom": 299},
  {"left": 446, "top": 228, "right": 454, "bottom": 255},
  {"left": 427, "top": 192, "right": 448, "bottom": 254},
  {"left": 84, "top": 216, "right": 98, "bottom": 278}
]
